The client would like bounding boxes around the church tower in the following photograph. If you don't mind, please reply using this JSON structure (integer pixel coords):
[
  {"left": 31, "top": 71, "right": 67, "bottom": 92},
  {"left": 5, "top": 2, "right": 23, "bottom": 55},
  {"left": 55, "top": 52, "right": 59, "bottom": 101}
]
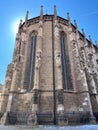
[{"left": 0, "top": 6, "right": 98, "bottom": 125}]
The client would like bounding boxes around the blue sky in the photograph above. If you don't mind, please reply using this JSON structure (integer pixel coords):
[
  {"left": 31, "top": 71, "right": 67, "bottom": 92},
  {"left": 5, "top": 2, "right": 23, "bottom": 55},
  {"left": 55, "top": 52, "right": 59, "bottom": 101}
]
[{"left": 0, "top": 0, "right": 98, "bottom": 84}]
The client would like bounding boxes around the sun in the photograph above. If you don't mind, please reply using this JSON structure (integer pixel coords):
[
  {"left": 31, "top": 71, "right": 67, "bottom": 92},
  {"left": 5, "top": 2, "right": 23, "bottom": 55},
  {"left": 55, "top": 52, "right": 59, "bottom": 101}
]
[
  {"left": 13, "top": 20, "right": 20, "bottom": 34},
  {"left": 11, "top": 17, "right": 24, "bottom": 35}
]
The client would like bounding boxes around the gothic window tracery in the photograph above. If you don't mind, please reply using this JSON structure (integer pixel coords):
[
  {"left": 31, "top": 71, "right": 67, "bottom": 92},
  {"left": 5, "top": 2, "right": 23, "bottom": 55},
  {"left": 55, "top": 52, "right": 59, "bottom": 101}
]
[
  {"left": 23, "top": 31, "right": 37, "bottom": 91},
  {"left": 60, "top": 31, "right": 73, "bottom": 90},
  {"left": 29, "top": 34, "right": 37, "bottom": 90}
]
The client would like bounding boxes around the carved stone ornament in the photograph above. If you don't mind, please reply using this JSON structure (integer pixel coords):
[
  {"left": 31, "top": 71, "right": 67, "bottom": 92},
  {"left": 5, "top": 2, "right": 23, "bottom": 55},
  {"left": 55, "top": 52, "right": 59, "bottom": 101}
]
[
  {"left": 39, "top": 21, "right": 43, "bottom": 28},
  {"left": 35, "top": 50, "right": 42, "bottom": 69},
  {"left": 21, "top": 32, "right": 26, "bottom": 42},
  {"left": 54, "top": 20, "right": 59, "bottom": 28},
  {"left": 55, "top": 51, "right": 61, "bottom": 67},
  {"left": 68, "top": 27, "right": 72, "bottom": 34},
  {"left": 69, "top": 32, "right": 76, "bottom": 41}
]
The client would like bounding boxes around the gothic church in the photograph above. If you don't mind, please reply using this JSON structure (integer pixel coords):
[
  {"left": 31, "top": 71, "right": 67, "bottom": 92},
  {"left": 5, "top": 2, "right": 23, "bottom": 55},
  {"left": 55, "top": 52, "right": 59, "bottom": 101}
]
[{"left": 0, "top": 6, "right": 98, "bottom": 125}]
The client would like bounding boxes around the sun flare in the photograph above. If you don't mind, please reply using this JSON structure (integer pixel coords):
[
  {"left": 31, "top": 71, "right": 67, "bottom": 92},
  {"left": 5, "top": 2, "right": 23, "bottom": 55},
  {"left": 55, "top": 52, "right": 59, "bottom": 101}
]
[{"left": 12, "top": 20, "right": 20, "bottom": 34}]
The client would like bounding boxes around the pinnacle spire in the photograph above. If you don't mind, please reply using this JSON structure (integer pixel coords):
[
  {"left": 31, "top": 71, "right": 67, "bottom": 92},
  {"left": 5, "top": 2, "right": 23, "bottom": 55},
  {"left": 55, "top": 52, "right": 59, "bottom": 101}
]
[
  {"left": 74, "top": 19, "right": 78, "bottom": 29},
  {"left": 40, "top": 5, "right": 43, "bottom": 20},
  {"left": 19, "top": 19, "right": 22, "bottom": 28},
  {"left": 17, "top": 19, "right": 22, "bottom": 33},
  {"left": 67, "top": 12, "right": 70, "bottom": 22},
  {"left": 89, "top": 35, "right": 92, "bottom": 43},
  {"left": 54, "top": 5, "right": 57, "bottom": 20},
  {"left": 82, "top": 28, "right": 86, "bottom": 37},
  {"left": 25, "top": 11, "right": 29, "bottom": 24}
]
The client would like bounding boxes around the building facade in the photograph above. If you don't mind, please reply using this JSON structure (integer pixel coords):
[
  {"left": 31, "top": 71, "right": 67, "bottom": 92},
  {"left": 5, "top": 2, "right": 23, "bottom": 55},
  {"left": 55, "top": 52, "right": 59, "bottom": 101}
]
[{"left": 0, "top": 6, "right": 98, "bottom": 125}]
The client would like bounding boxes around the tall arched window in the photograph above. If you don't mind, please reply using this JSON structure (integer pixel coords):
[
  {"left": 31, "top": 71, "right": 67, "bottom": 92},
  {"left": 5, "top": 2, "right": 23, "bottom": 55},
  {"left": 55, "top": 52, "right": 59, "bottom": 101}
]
[
  {"left": 60, "top": 32, "right": 73, "bottom": 90},
  {"left": 29, "top": 35, "right": 37, "bottom": 90},
  {"left": 23, "top": 33, "right": 37, "bottom": 91}
]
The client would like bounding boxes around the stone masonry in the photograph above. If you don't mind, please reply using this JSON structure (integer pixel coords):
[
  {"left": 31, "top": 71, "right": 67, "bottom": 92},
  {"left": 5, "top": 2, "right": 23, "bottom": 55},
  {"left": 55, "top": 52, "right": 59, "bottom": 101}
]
[{"left": 0, "top": 6, "right": 98, "bottom": 125}]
